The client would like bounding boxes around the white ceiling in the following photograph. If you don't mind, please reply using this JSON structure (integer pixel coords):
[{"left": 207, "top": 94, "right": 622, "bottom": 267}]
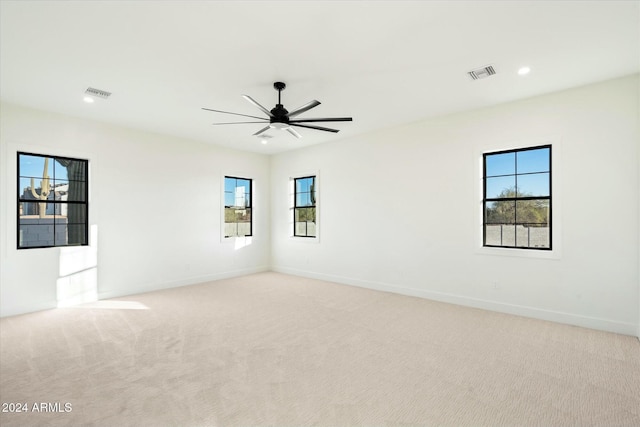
[{"left": 1, "top": 1, "right": 638, "bottom": 154}]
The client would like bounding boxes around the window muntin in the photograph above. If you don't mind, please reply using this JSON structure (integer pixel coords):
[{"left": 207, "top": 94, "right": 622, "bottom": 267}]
[
  {"left": 294, "top": 176, "right": 316, "bottom": 237},
  {"left": 483, "top": 145, "right": 551, "bottom": 250},
  {"left": 224, "top": 176, "right": 252, "bottom": 237},
  {"left": 18, "top": 152, "right": 88, "bottom": 249}
]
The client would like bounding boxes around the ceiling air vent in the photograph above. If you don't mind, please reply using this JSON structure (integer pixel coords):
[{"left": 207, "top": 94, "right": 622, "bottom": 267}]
[
  {"left": 85, "top": 87, "right": 112, "bottom": 99},
  {"left": 467, "top": 65, "right": 496, "bottom": 80}
]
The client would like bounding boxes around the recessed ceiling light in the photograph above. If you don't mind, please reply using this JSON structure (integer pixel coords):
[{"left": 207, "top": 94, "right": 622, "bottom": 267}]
[
  {"left": 518, "top": 66, "right": 531, "bottom": 76},
  {"left": 261, "top": 139, "right": 268, "bottom": 145},
  {"left": 83, "top": 96, "right": 94, "bottom": 103}
]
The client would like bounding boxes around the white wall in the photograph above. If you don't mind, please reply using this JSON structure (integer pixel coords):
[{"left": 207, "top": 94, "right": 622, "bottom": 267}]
[
  {"left": 271, "top": 74, "right": 640, "bottom": 335},
  {"left": 2, "top": 76, "right": 638, "bottom": 337},
  {"left": 0, "top": 103, "right": 270, "bottom": 317}
]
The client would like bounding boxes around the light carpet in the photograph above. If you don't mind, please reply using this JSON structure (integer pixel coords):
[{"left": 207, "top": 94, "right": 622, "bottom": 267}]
[{"left": 1, "top": 272, "right": 639, "bottom": 426}]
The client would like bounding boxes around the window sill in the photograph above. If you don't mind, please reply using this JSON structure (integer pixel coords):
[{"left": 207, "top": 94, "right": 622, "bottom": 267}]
[{"left": 476, "top": 245, "right": 560, "bottom": 260}]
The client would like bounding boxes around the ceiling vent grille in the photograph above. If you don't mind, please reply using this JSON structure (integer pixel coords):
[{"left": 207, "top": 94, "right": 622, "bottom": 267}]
[
  {"left": 85, "top": 87, "right": 112, "bottom": 99},
  {"left": 467, "top": 65, "right": 496, "bottom": 80}
]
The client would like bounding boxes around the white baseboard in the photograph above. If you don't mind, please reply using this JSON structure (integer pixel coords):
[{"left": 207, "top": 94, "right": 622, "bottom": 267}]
[
  {"left": 0, "top": 301, "right": 60, "bottom": 318},
  {"left": 272, "top": 266, "right": 638, "bottom": 336},
  {"left": 0, "top": 266, "right": 270, "bottom": 318},
  {"left": 97, "top": 265, "right": 270, "bottom": 301}
]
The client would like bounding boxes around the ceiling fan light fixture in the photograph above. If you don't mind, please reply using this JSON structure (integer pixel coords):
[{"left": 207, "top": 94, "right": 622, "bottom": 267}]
[{"left": 269, "top": 122, "right": 290, "bottom": 130}]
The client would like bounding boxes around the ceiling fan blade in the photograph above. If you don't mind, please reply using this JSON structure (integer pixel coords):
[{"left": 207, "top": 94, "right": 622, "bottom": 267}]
[
  {"left": 211, "top": 121, "right": 269, "bottom": 125},
  {"left": 289, "top": 117, "right": 353, "bottom": 123},
  {"left": 290, "top": 123, "right": 340, "bottom": 133},
  {"left": 253, "top": 126, "right": 271, "bottom": 136},
  {"left": 286, "top": 128, "right": 302, "bottom": 138},
  {"left": 288, "top": 100, "right": 321, "bottom": 118},
  {"left": 242, "top": 95, "right": 274, "bottom": 117},
  {"left": 202, "top": 108, "right": 267, "bottom": 121}
]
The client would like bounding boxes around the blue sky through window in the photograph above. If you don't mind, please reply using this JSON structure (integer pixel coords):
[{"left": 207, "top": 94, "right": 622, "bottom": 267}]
[
  {"left": 18, "top": 154, "right": 88, "bottom": 199},
  {"left": 295, "top": 177, "right": 315, "bottom": 207},
  {"left": 224, "top": 177, "right": 251, "bottom": 207},
  {"left": 19, "top": 154, "right": 69, "bottom": 180},
  {"left": 485, "top": 147, "right": 550, "bottom": 197}
]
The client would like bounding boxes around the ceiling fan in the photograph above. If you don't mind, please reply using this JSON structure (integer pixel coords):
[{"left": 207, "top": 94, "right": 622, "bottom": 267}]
[{"left": 202, "top": 82, "right": 352, "bottom": 138}]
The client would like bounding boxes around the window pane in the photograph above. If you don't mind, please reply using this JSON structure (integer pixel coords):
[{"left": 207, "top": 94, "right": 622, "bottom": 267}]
[
  {"left": 296, "top": 193, "right": 311, "bottom": 207},
  {"left": 485, "top": 200, "right": 515, "bottom": 224},
  {"left": 19, "top": 201, "right": 39, "bottom": 216},
  {"left": 64, "top": 204, "right": 88, "bottom": 224},
  {"left": 53, "top": 181, "right": 69, "bottom": 200},
  {"left": 513, "top": 224, "right": 550, "bottom": 248},
  {"left": 517, "top": 148, "right": 550, "bottom": 174},
  {"left": 515, "top": 199, "right": 549, "bottom": 225},
  {"left": 514, "top": 199, "right": 549, "bottom": 248},
  {"left": 224, "top": 177, "right": 236, "bottom": 193},
  {"left": 18, "top": 153, "right": 88, "bottom": 249},
  {"left": 485, "top": 152, "right": 515, "bottom": 177},
  {"left": 19, "top": 204, "right": 58, "bottom": 247},
  {"left": 485, "top": 176, "right": 515, "bottom": 199},
  {"left": 54, "top": 158, "right": 87, "bottom": 181},
  {"left": 237, "top": 179, "right": 251, "bottom": 198},
  {"left": 516, "top": 227, "right": 549, "bottom": 248},
  {"left": 295, "top": 207, "right": 316, "bottom": 237},
  {"left": 224, "top": 207, "right": 251, "bottom": 237},
  {"left": 224, "top": 192, "right": 234, "bottom": 207},
  {"left": 223, "top": 177, "right": 252, "bottom": 237},
  {"left": 234, "top": 187, "right": 247, "bottom": 207},
  {"left": 294, "top": 176, "right": 316, "bottom": 237},
  {"left": 483, "top": 146, "right": 551, "bottom": 250},
  {"left": 295, "top": 178, "right": 307, "bottom": 193},
  {"left": 59, "top": 224, "right": 88, "bottom": 246},
  {"left": 19, "top": 177, "right": 51, "bottom": 201},
  {"left": 224, "top": 177, "right": 251, "bottom": 208},
  {"left": 54, "top": 159, "right": 69, "bottom": 180},
  {"left": 516, "top": 173, "right": 549, "bottom": 197},
  {"left": 295, "top": 207, "right": 316, "bottom": 223},
  {"left": 53, "top": 180, "right": 87, "bottom": 202},
  {"left": 19, "top": 222, "right": 55, "bottom": 248},
  {"left": 485, "top": 224, "right": 516, "bottom": 247},
  {"left": 19, "top": 154, "right": 53, "bottom": 179},
  {"left": 300, "top": 177, "right": 314, "bottom": 193}
]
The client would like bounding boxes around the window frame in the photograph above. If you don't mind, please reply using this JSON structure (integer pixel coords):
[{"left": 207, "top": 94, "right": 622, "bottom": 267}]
[
  {"left": 482, "top": 144, "right": 552, "bottom": 251},
  {"left": 223, "top": 175, "right": 253, "bottom": 238},
  {"left": 293, "top": 175, "right": 317, "bottom": 238},
  {"left": 17, "top": 151, "right": 89, "bottom": 250}
]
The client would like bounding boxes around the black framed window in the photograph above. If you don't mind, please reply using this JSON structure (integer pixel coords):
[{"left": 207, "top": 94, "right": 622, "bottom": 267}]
[
  {"left": 18, "top": 152, "right": 88, "bottom": 249},
  {"left": 294, "top": 176, "right": 316, "bottom": 237},
  {"left": 224, "top": 176, "right": 252, "bottom": 237},
  {"left": 483, "top": 145, "right": 551, "bottom": 250}
]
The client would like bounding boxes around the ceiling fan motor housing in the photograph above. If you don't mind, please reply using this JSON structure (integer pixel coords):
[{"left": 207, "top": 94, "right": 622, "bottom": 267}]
[{"left": 271, "top": 104, "right": 289, "bottom": 124}]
